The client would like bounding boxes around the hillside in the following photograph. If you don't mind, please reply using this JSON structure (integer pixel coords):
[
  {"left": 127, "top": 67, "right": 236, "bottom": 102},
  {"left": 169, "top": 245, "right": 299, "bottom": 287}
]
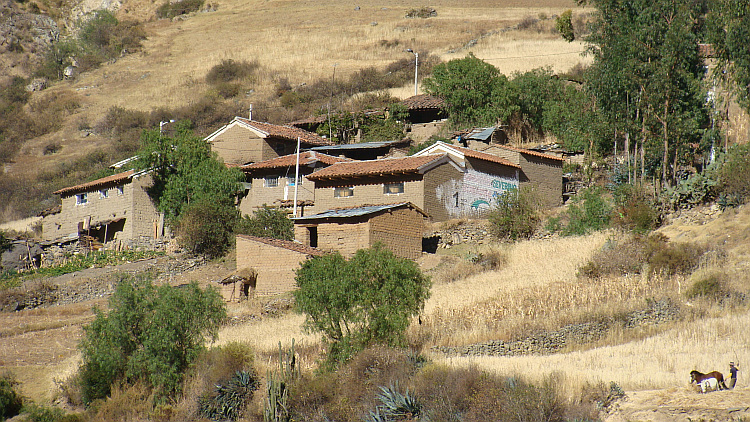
[
  {"left": 2, "top": 204, "right": 749, "bottom": 420},
  {"left": 0, "top": 0, "right": 592, "bottom": 221}
]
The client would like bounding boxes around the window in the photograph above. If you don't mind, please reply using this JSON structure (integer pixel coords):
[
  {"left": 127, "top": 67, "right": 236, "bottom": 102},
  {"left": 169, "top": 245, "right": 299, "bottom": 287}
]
[
  {"left": 116, "top": 186, "right": 124, "bottom": 195},
  {"left": 287, "top": 176, "right": 302, "bottom": 186},
  {"left": 334, "top": 186, "right": 354, "bottom": 198},
  {"left": 99, "top": 189, "right": 109, "bottom": 199},
  {"left": 383, "top": 182, "right": 404, "bottom": 195},
  {"left": 264, "top": 176, "right": 279, "bottom": 188},
  {"left": 76, "top": 193, "right": 88, "bottom": 205}
]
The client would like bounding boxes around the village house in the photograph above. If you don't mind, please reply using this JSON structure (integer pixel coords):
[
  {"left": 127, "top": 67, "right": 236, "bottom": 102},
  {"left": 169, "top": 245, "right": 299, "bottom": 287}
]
[
  {"left": 238, "top": 151, "right": 352, "bottom": 217},
  {"left": 293, "top": 202, "right": 427, "bottom": 260},
  {"left": 306, "top": 151, "right": 520, "bottom": 221},
  {"left": 235, "top": 234, "right": 325, "bottom": 296},
  {"left": 42, "top": 169, "right": 165, "bottom": 245},
  {"left": 399, "top": 94, "right": 448, "bottom": 143},
  {"left": 205, "top": 117, "right": 333, "bottom": 166},
  {"left": 478, "top": 143, "right": 565, "bottom": 207}
]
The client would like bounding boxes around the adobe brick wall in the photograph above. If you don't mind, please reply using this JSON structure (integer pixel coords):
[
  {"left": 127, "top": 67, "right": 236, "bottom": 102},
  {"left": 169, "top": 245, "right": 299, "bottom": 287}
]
[
  {"left": 317, "top": 220, "right": 370, "bottom": 257},
  {"left": 235, "top": 236, "right": 311, "bottom": 296},
  {"left": 42, "top": 175, "right": 161, "bottom": 242},
  {"left": 210, "top": 125, "right": 269, "bottom": 165},
  {"left": 240, "top": 173, "right": 316, "bottom": 216},
  {"left": 369, "top": 208, "right": 424, "bottom": 259},
  {"left": 518, "top": 154, "right": 563, "bottom": 208},
  {"left": 480, "top": 146, "right": 562, "bottom": 207},
  {"left": 313, "top": 176, "right": 425, "bottom": 214},
  {"left": 422, "top": 161, "right": 464, "bottom": 221}
]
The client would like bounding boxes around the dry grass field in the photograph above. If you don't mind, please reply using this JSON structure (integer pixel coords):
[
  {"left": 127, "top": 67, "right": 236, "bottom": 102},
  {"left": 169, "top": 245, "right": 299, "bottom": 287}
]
[{"left": 10, "top": 0, "right": 592, "bottom": 179}]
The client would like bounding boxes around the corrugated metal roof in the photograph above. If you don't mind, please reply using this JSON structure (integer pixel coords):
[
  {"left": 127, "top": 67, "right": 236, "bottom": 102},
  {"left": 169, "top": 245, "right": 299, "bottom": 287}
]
[
  {"left": 293, "top": 202, "right": 426, "bottom": 221},
  {"left": 467, "top": 127, "right": 495, "bottom": 141}
]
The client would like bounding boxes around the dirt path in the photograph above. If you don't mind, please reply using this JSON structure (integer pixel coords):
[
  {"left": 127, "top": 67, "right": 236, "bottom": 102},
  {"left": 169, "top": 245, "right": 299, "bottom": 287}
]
[{"left": 604, "top": 387, "right": 750, "bottom": 422}]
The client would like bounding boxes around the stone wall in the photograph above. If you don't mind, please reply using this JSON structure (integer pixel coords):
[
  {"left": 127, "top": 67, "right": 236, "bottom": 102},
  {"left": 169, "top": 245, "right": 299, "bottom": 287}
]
[{"left": 434, "top": 299, "right": 679, "bottom": 357}]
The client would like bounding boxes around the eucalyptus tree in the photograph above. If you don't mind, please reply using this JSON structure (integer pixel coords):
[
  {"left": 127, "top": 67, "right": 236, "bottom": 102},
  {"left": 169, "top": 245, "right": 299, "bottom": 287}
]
[
  {"left": 705, "top": 1, "right": 750, "bottom": 113},
  {"left": 583, "top": 0, "right": 710, "bottom": 185}
]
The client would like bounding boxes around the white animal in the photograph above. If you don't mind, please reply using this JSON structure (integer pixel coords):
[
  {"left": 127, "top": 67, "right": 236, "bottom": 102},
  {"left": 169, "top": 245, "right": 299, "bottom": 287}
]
[{"left": 699, "top": 377, "right": 718, "bottom": 393}]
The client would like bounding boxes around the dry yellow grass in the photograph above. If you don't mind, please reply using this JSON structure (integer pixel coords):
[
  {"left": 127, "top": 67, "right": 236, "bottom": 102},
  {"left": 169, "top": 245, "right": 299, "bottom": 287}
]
[
  {"left": 16, "top": 0, "right": 593, "bottom": 178},
  {"left": 440, "top": 310, "right": 750, "bottom": 394}
]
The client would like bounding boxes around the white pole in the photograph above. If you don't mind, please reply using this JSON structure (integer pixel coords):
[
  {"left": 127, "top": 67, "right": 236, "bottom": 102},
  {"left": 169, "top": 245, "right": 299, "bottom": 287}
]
[
  {"left": 293, "top": 136, "right": 301, "bottom": 217},
  {"left": 414, "top": 52, "right": 419, "bottom": 96}
]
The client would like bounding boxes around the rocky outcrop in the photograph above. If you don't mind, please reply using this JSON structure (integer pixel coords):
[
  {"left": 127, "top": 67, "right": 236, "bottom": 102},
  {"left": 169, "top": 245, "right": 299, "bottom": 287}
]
[{"left": 0, "top": 0, "right": 59, "bottom": 77}]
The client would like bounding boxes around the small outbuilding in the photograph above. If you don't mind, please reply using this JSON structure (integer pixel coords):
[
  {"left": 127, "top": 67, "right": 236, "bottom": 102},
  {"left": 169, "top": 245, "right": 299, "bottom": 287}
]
[
  {"left": 293, "top": 202, "right": 427, "bottom": 260},
  {"left": 235, "top": 235, "right": 325, "bottom": 296}
]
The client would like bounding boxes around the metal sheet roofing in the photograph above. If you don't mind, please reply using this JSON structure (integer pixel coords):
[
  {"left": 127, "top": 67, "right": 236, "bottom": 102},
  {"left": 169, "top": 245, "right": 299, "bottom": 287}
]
[{"left": 293, "top": 202, "right": 426, "bottom": 221}]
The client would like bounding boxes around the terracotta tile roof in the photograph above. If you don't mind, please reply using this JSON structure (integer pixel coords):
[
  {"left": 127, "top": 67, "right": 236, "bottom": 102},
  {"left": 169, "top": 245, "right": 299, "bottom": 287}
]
[
  {"left": 447, "top": 144, "right": 521, "bottom": 169},
  {"left": 488, "top": 144, "right": 565, "bottom": 162},
  {"left": 401, "top": 94, "right": 446, "bottom": 110},
  {"left": 234, "top": 117, "right": 333, "bottom": 146},
  {"left": 236, "top": 234, "right": 325, "bottom": 256},
  {"left": 241, "top": 151, "right": 352, "bottom": 171},
  {"left": 53, "top": 170, "right": 136, "bottom": 196},
  {"left": 306, "top": 154, "right": 445, "bottom": 181}
]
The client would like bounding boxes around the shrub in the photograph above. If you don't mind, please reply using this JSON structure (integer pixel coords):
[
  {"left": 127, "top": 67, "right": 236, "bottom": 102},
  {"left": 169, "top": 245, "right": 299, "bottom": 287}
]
[
  {"left": 156, "top": 0, "right": 204, "bottom": 19},
  {"left": 235, "top": 205, "right": 293, "bottom": 241},
  {"left": 647, "top": 239, "right": 705, "bottom": 276},
  {"left": 21, "top": 403, "right": 66, "bottom": 422},
  {"left": 294, "top": 245, "right": 431, "bottom": 366},
  {"left": 686, "top": 273, "right": 726, "bottom": 299},
  {"left": 206, "top": 59, "right": 259, "bottom": 84},
  {"left": 176, "top": 200, "right": 239, "bottom": 258},
  {"left": 96, "top": 106, "right": 149, "bottom": 135},
  {"left": 563, "top": 186, "right": 613, "bottom": 236},
  {"left": 0, "top": 372, "right": 23, "bottom": 420},
  {"left": 611, "top": 184, "right": 659, "bottom": 234},
  {"left": 43, "top": 143, "right": 62, "bottom": 155},
  {"left": 78, "top": 274, "right": 226, "bottom": 404},
  {"left": 488, "top": 186, "right": 542, "bottom": 240}
]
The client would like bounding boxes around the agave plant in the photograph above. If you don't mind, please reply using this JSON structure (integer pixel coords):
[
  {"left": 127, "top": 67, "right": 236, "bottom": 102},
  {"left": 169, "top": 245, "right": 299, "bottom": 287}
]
[
  {"left": 199, "top": 370, "right": 260, "bottom": 421},
  {"left": 367, "top": 382, "right": 422, "bottom": 422}
]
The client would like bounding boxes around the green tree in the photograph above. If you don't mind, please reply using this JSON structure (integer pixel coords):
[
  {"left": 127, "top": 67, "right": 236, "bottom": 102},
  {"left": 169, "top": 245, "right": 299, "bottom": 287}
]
[
  {"left": 78, "top": 274, "right": 226, "bottom": 404},
  {"left": 137, "top": 120, "right": 244, "bottom": 221},
  {"left": 584, "top": 0, "right": 709, "bottom": 185},
  {"left": 706, "top": 1, "right": 750, "bottom": 113},
  {"left": 423, "top": 53, "right": 518, "bottom": 127},
  {"left": 235, "top": 205, "right": 293, "bottom": 240},
  {"left": 294, "top": 245, "right": 431, "bottom": 365},
  {"left": 555, "top": 10, "right": 575, "bottom": 42},
  {"left": 488, "top": 186, "right": 542, "bottom": 241},
  {"left": 177, "top": 199, "right": 240, "bottom": 258}
]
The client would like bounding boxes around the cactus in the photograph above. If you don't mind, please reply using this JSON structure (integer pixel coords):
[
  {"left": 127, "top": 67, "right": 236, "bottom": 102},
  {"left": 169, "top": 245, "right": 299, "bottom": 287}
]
[{"left": 264, "top": 340, "right": 300, "bottom": 422}]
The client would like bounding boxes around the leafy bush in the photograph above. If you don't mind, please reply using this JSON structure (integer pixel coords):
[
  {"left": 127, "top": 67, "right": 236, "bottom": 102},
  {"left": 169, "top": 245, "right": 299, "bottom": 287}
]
[
  {"left": 156, "top": 0, "right": 204, "bottom": 19},
  {"left": 0, "top": 372, "right": 23, "bottom": 420},
  {"left": 206, "top": 59, "right": 259, "bottom": 84},
  {"left": 176, "top": 200, "right": 239, "bottom": 258},
  {"left": 555, "top": 10, "right": 575, "bottom": 42},
  {"left": 294, "top": 245, "right": 431, "bottom": 366},
  {"left": 648, "top": 240, "right": 705, "bottom": 276},
  {"left": 199, "top": 370, "right": 260, "bottom": 421},
  {"left": 21, "top": 403, "right": 67, "bottom": 422},
  {"left": 488, "top": 186, "right": 542, "bottom": 240},
  {"left": 78, "top": 274, "right": 226, "bottom": 404},
  {"left": 686, "top": 273, "right": 726, "bottom": 299},
  {"left": 563, "top": 186, "right": 613, "bottom": 236},
  {"left": 235, "top": 205, "right": 293, "bottom": 241},
  {"left": 611, "top": 184, "right": 659, "bottom": 233}
]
